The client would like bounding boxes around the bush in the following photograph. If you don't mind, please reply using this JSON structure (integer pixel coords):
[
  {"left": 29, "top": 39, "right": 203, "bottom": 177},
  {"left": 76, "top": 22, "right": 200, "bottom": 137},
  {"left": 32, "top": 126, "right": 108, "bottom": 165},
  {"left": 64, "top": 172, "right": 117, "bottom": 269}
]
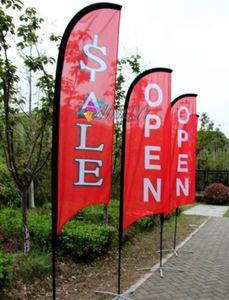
[
  {"left": 29, "top": 212, "right": 51, "bottom": 250},
  {"left": 135, "top": 215, "right": 160, "bottom": 230},
  {"left": 203, "top": 183, "right": 229, "bottom": 205},
  {"left": 0, "top": 208, "right": 116, "bottom": 259},
  {"left": 59, "top": 221, "right": 116, "bottom": 259},
  {"left": 0, "top": 251, "right": 14, "bottom": 291}
]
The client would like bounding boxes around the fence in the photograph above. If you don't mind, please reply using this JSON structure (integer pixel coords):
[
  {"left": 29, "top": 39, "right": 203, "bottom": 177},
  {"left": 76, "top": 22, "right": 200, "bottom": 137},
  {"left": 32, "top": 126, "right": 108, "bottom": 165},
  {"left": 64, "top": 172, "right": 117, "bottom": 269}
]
[{"left": 196, "top": 169, "right": 229, "bottom": 192}]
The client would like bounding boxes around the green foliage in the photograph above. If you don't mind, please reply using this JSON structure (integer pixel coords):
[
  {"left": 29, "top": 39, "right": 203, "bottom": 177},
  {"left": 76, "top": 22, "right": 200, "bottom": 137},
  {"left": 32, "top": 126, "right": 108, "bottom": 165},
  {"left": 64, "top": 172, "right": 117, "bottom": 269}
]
[
  {"left": 0, "top": 251, "right": 14, "bottom": 291},
  {"left": 135, "top": 215, "right": 160, "bottom": 230},
  {"left": 28, "top": 212, "right": 51, "bottom": 250},
  {"left": 0, "top": 0, "right": 59, "bottom": 254},
  {"left": 0, "top": 208, "right": 51, "bottom": 249},
  {"left": 0, "top": 0, "right": 56, "bottom": 192},
  {"left": 77, "top": 200, "right": 119, "bottom": 226},
  {"left": 203, "top": 183, "right": 229, "bottom": 205},
  {"left": 41, "top": 201, "right": 51, "bottom": 213},
  {"left": 0, "top": 162, "right": 20, "bottom": 207},
  {"left": 34, "top": 160, "right": 52, "bottom": 206},
  {"left": 14, "top": 250, "right": 51, "bottom": 282},
  {"left": 224, "top": 209, "right": 229, "bottom": 218},
  {"left": 0, "top": 207, "right": 117, "bottom": 260},
  {"left": 197, "top": 113, "right": 229, "bottom": 170},
  {"left": 0, "top": 208, "right": 22, "bottom": 239},
  {"left": 59, "top": 221, "right": 116, "bottom": 260}
]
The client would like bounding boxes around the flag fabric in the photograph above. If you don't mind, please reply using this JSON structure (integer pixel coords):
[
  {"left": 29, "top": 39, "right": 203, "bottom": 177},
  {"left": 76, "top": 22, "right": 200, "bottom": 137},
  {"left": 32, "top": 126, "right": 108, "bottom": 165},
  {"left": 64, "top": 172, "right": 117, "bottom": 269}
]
[
  {"left": 122, "top": 68, "right": 172, "bottom": 229},
  {"left": 165, "top": 94, "right": 197, "bottom": 215},
  {"left": 52, "top": 3, "right": 121, "bottom": 235}
]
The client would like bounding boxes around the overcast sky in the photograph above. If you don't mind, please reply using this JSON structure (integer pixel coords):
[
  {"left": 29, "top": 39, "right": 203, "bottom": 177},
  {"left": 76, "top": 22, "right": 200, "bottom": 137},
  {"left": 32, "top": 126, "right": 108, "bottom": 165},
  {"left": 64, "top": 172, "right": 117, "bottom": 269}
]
[{"left": 24, "top": 0, "right": 229, "bottom": 137}]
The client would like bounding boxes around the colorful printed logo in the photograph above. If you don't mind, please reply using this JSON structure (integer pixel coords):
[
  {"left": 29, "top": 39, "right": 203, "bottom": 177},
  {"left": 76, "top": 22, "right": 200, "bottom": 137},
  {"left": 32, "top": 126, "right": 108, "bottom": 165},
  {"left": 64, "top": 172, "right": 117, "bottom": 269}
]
[{"left": 77, "top": 91, "right": 111, "bottom": 121}]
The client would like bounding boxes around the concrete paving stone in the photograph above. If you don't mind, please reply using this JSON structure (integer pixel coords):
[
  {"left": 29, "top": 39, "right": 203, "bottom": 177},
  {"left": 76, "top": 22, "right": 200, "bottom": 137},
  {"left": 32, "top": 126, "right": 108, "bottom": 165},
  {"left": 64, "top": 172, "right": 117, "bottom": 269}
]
[{"left": 126, "top": 217, "right": 229, "bottom": 299}]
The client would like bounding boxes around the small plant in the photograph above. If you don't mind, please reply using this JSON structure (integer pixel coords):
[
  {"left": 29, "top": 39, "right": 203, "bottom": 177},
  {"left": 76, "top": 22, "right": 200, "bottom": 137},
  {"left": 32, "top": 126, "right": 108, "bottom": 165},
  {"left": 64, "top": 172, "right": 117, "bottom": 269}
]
[
  {"left": 203, "top": 183, "right": 229, "bottom": 205},
  {"left": 0, "top": 251, "right": 14, "bottom": 291}
]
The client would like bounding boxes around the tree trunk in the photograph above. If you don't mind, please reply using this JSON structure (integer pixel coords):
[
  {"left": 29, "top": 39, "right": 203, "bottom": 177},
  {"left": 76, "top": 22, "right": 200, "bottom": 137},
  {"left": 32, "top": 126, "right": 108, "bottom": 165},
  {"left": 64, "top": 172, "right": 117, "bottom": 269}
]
[
  {"left": 103, "top": 204, "right": 108, "bottom": 225},
  {"left": 28, "top": 181, "right": 35, "bottom": 209},
  {"left": 22, "top": 189, "right": 30, "bottom": 255}
]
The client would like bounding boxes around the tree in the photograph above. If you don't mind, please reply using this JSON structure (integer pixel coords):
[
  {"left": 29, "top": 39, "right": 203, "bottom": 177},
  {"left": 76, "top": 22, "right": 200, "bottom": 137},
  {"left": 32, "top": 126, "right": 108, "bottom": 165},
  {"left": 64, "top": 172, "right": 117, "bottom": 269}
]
[
  {"left": 197, "top": 113, "right": 229, "bottom": 170},
  {"left": 0, "top": 0, "right": 59, "bottom": 254}
]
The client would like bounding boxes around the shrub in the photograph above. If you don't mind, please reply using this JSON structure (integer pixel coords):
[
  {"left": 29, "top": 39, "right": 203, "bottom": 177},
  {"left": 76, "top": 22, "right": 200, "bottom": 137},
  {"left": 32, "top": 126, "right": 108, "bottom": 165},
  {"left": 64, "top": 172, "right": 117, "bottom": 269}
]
[
  {"left": 0, "top": 251, "right": 14, "bottom": 291},
  {"left": 59, "top": 221, "right": 116, "bottom": 259},
  {"left": 135, "top": 215, "right": 160, "bottom": 230},
  {"left": 0, "top": 208, "right": 116, "bottom": 259},
  {"left": 41, "top": 202, "right": 52, "bottom": 213},
  {"left": 203, "top": 183, "right": 229, "bottom": 205},
  {"left": 29, "top": 212, "right": 51, "bottom": 250}
]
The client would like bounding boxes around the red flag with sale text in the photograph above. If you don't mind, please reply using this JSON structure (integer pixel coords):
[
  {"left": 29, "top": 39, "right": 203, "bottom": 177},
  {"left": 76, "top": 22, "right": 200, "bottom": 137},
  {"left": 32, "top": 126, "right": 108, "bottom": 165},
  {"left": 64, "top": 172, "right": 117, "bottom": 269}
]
[
  {"left": 165, "top": 94, "right": 197, "bottom": 216},
  {"left": 52, "top": 3, "right": 121, "bottom": 235},
  {"left": 122, "top": 69, "right": 172, "bottom": 229}
]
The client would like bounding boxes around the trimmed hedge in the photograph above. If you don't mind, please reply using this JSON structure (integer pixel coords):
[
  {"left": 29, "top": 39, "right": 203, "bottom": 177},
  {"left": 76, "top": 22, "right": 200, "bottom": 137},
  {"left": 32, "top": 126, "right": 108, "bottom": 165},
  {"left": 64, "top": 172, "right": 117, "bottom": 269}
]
[
  {"left": 203, "top": 183, "right": 229, "bottom": 205},
  {"left": 0, "top": 208, "right": 116, "bottom": 259},
  {"left": 0, "top": 251, "right": 14, "bottom": 291},
  {"left": 59, "top": 221, "right": 116, "bottom": 259}
]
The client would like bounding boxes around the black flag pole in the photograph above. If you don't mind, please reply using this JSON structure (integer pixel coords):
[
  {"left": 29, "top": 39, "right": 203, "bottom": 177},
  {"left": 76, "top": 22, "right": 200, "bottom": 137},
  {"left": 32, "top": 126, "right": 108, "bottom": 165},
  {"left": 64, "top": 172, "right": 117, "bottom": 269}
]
[
  {"left": 115, "top": 90, "right": 133, "bottom": 300},
  {"left": 51, "top": 109, "right": 59, "bottom": 300},
  {"left": 159, "top": 213, "right": 164, "bottom": 278},
  {"left": 51, "top": 204, "right": 57, "bottom": 300},
  {"left": 118, "top": 173, "right": 124, "bottom": 295},
  {"left": 51, "top": 65, "right": 60, "bottom": 300},
  {"left": 172, "top": 207, "right": 179, "bottom": 256},
  {"left": 51, "top": 66, "right": 60, "bottom": 300}
]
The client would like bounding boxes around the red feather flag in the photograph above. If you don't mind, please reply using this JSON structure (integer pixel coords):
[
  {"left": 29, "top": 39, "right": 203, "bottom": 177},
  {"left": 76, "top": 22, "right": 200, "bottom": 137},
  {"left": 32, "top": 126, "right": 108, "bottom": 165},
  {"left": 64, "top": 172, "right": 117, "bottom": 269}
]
[
  {"left": 165, "top": 94, "right": 197, "bottom": 216},
  {"left": 122, "top": 68, "right": 172, "bottom": 230},
  {"left": 52, "top": 3, "right": 121, "bottom": 235}
]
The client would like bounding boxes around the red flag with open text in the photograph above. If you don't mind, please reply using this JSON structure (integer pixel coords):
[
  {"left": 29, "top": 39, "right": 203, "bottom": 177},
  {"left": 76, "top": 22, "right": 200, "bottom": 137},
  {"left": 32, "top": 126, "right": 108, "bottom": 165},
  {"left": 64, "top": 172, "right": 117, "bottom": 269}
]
[
  {"left": 165, "top": 94, "right": 197, "bottom": 216},
  {"left": 52, "top": 3, "right": 121, "bottom": 235},
  {"left": 122, "top": 68, "right": 172, "bottom": 229}
]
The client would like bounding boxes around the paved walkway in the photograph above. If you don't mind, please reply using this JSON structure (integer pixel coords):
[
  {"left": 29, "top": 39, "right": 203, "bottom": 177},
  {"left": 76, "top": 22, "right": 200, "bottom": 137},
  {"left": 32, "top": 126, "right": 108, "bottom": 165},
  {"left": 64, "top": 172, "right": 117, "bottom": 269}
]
[
  {"left": 183, "top": 204, "right": 229, "bottom": 217},
  {"left": 124, "top": 209, "right": 229, "bottom": 300}
]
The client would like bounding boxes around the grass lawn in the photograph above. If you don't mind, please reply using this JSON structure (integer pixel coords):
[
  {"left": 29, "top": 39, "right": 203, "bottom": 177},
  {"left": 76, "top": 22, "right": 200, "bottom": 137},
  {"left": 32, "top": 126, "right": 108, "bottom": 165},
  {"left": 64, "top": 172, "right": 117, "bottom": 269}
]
[
  {"left": 2, "top": 213, "right": 206, "bottom": 299},
  {"left": 224, "top": 208, "right": 229, "bottom": 217}
]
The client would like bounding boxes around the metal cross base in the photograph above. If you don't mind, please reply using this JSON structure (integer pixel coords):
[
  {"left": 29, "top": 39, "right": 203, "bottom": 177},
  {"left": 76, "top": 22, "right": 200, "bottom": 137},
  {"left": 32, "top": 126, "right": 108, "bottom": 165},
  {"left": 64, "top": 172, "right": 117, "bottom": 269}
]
[
  {"left": 156, "top": 248, "right": 194, "bottom": 257},
  {"left": 156, "top": 248, "right": 179, "bottom": 257},
  {"left": 95, "top": 290, "right": 133, "bottom": 300},
  {"left": 138, "top": 265, "right": 185, "bottom": 278},
  {"left": 159, "top": 266, "right": 185, "bottom": 278}
]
